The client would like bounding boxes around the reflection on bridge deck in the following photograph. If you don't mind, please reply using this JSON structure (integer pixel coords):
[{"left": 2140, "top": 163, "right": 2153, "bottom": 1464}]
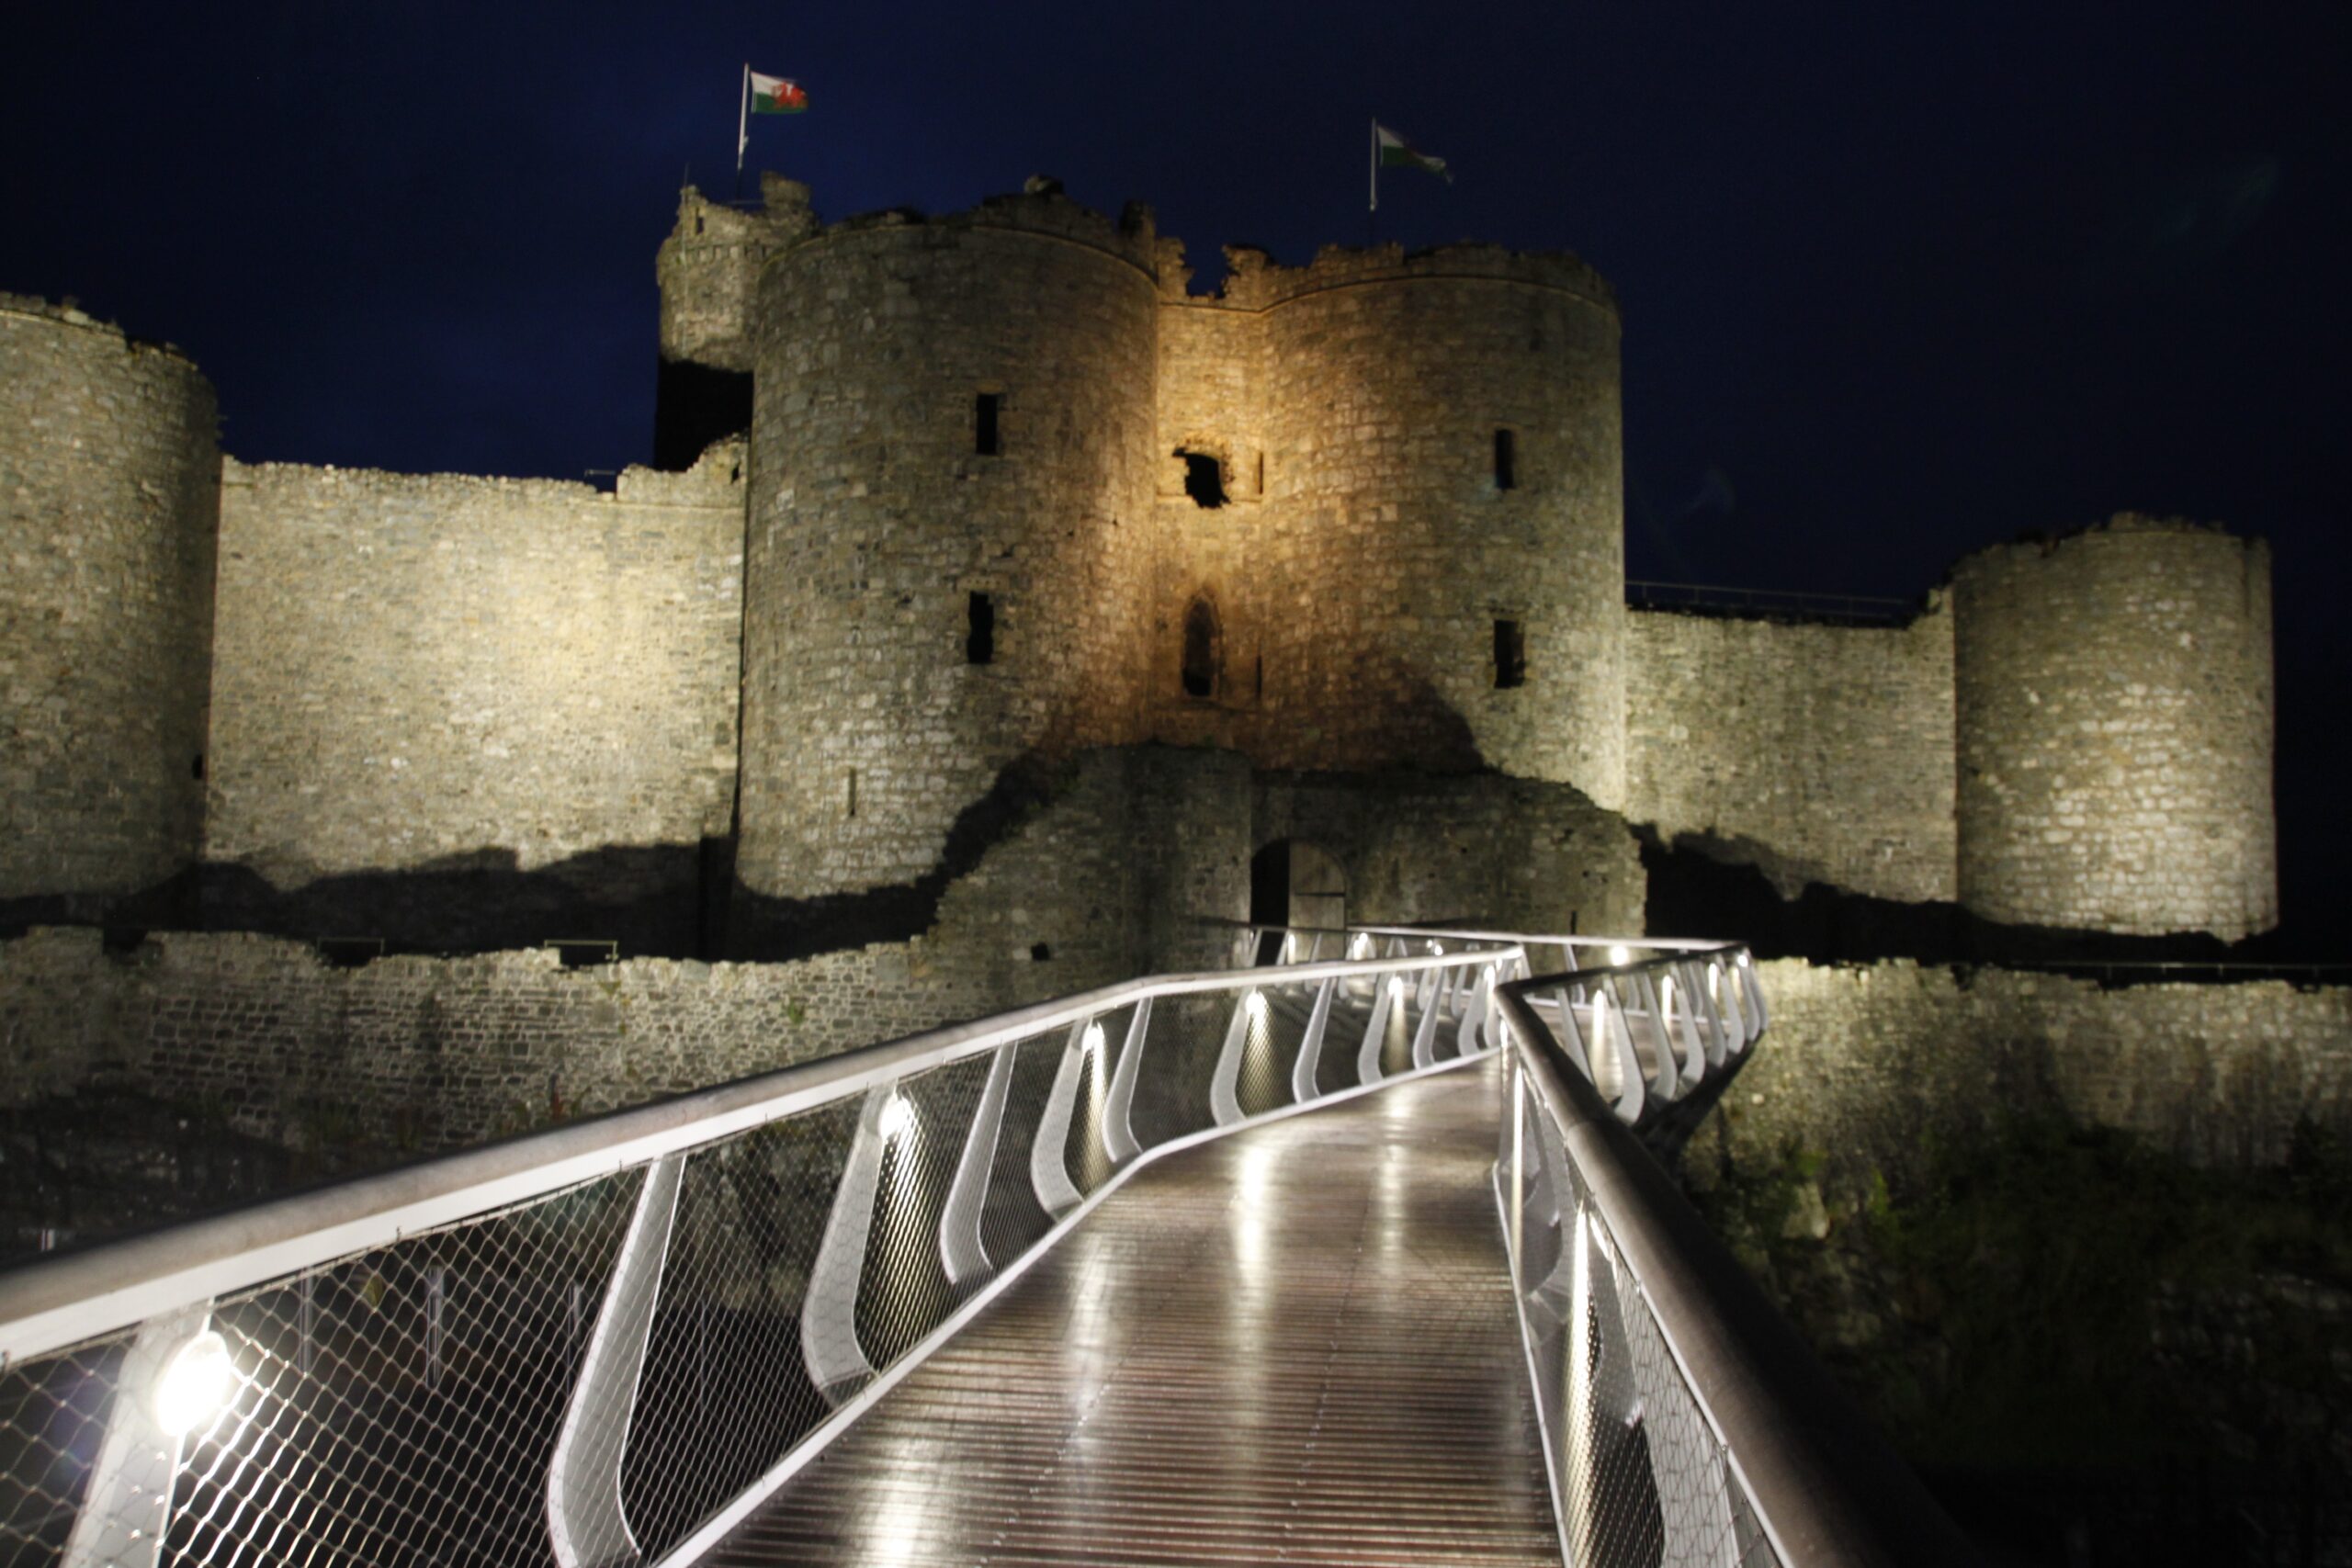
[{"left": 705, "top": 1058, "right": 1557, "bottom": 1566}]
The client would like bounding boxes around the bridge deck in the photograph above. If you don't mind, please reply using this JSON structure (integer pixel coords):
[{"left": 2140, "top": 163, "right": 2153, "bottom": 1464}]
[{"left": 702, "top": 1057, "right": 1560, "bottom": 1567}]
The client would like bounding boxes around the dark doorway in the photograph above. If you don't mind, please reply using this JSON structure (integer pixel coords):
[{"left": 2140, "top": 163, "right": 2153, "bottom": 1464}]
[
  {"left": 1249, "top": 840, "right": 1348, "bottom": 964},
  {"left": 1182, "top": 596, "right": 1218, "bottom": 698},
  {"left": 1250, "top": 841, "right": 1289, "bottom": 964}
]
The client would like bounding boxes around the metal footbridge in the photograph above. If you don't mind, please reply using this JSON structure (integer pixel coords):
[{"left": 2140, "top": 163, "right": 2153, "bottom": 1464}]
[{"left": 0, "top": 929, "right": 1973, "bottom": 1567}]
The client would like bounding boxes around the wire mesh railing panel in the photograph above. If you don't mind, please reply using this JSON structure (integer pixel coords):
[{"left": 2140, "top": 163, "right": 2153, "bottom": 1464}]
[
  {"left": 0, "top": 1335, "right": 130, "bottom": 1567},
  {"left": 1061, "top": 1003, "right": 1138, "bottom": 1198},
  {"left": 975, "top": 1031, "right": 1072, "bottom": 1270},
  {"left": 853, "top": 1054, "right": 998, "bottom": 1371},
  {"left": 619, "top": 1101, "right": 857, "bottom": 1565},
  {"left": 1317, "top": 991, "right": 1377, "bottom": 1097},
  {"left": 1236, "top": 985, "right": 1307, "bottom": 1119},
  {"left": 163, "top": 1172, "right": 641, "bottom": 1568},
  {"left": 1122, "top": 993, "right": 1233, "bottom": 1149}
]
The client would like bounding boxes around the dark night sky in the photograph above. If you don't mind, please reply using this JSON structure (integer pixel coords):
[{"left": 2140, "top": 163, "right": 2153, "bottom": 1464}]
[{"left": 4, "top": 2, "right": 2346, "bottom": 943}]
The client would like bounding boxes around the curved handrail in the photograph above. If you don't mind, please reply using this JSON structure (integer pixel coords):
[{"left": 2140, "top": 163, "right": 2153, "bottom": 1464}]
[{"left": 1495, "top": 963, "right": 1977, "bottom": 1568}]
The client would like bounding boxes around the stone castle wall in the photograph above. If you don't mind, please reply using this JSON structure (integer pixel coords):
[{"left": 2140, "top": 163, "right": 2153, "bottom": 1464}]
[
  {"left": 202, "top": 446, "right": 747, "bottom": 947},
  {"left": 1951, "top": 516, "right": 2276, "bottom": 940},
  {"left": 737, "top": 193, "right": 1163, "bottom": 902},
  {"left": 1690, "top": 961, "right": 2352, "bottom": 1194},
  {"left": 1625, "top": 604, "right": 1958, "bottom": 903},
  {"left": 0, "top": 298, "right": 219, "bottom": 907},
  {"left": 0, "top": 744, "right": 1251, "bottom": 1156},
  {"left": 1255, "top": 772, "right": 1646, "bottom": 936}
]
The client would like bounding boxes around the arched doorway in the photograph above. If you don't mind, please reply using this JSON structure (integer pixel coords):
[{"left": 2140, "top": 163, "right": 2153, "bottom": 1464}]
[{"left": 1249, "top": 840, "right": 1348, "bottom": 963}]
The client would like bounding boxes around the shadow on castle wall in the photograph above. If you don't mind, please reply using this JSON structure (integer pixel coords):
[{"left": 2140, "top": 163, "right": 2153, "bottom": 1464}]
[
  {"left": 727, "top": 751, "right": 1067, "bottom": 963},
  {"left": 1641, "top": 829, "right": 2325, "bottom": 971}
]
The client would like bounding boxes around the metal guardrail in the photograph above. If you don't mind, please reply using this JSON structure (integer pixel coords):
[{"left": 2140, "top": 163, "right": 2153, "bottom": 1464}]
[
  {"left": 1495, "top": 953, "right": 1979, "bottom": 1568},
  {"left": 0, "top": 945, "right": 1518, "bottom": 1568}
]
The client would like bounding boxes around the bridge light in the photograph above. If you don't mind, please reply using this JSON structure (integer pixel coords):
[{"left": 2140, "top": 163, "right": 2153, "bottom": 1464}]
[
  {"left": 153, "top": 1329, "right": 235, "bottom": 1438},
  {"left": 1608, "top": 944, "right": 1630, "bottom": 967},
  {"left": 1348, "top": 931, "right": 1372, "bottom": 960},
  {"left": 1244, "top": 990, "right": 1270, "bottom": 1024},
  {"left": 877, "top": 1092, "right": 915, "bottom": 1142},
  {"left": 1081, "top": 1021, "right": 1106, "bottom": 1057},
  {"left": 1430, "top": 942, "right": 1445, "bottom": 956}
]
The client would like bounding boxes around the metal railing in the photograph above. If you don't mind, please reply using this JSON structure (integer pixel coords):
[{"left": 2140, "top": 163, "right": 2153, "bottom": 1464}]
[
  {"left": 0, "top": 944, "right": 1517, "bottom": 1568},
  {"left": 1246, "top": 925, "right": 1764, "bottom": 1132},
  {"left": 1494, "top": 953, "right": 1978, "bottom": 1568}
]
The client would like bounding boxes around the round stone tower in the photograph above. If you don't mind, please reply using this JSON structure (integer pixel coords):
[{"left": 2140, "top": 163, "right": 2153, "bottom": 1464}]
[
  {"left": 1951, "top": 514, "right": 2276, "bottom": 940},
  {"left": 735, "top": 186, "right": 1161, "bottom": 905},
  {"left": 1250, "top": 244, "right": 1627, "bottom": 807},
  {"left": 0, "top": 297, "right": 220, "bottom": 908}
]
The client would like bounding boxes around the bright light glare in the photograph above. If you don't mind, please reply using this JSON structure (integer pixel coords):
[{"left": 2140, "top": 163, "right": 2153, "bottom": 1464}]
[
  {"left": 153, "top": 1329, "right": 235, "bottom": 1438},
  {"left": 1082, "top": 1021, "right": 1106, "bottom": 1055},
  {"left": 1658, "top": 975, "right": 1676, "bottom": 1019},
  {"left": 1244, "top": 990, "right": 1269, "bottom": 1022},
  {"left": 1608, "top": 944, "right": 1631, "bottom": 966},
  {"left": 1348, "top": 932, "right": 1372, "bottom": 960},
  {"left": 877, "top": 1093, "right": 915, "bottom": 1141},
  {"left": 1430, "top": 942, "right": 1445, "bottom": 956}
]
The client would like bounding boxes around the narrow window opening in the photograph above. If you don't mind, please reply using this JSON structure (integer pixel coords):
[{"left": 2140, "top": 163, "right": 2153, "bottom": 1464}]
[
  {"left": 1494, "top": 619, "right": 1527, "bottom": 689},
  {"left": 1253, "top": 654, "right": 1264, "bottom": 700},
  {"left": 1030, "top": 942, "right": 1053, "bottom": 963},
  {"left": 967, "top": 592, "right": 997, "bottom": 664},
  {"left": 845, "top": 768, "right": 857, "bottom": 818},
  {"left": 1182, "top": 597, "right": 1218, "bottom": 698},
  {"left": 190, "top": 752, "right": 205, "bottom": 782},
  {"left": 1494, "top": 428, "right": 1518, "bottom": 491},
  {"left": 1255, "top": 451, "right": 1266, "bottom": 493},
  {"left": 694, "top": 214, "right": 706, "bottom": 235},
  {"left": 1178, "top": 449, "right": 1227, "bottom": 508},
  {"left": 975, "top": 393, "right": 1001, "bottom": 456}
]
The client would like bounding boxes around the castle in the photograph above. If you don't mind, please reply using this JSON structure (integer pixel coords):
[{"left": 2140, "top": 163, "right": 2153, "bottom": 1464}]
[{"left": 0, "top": 172, "right": 2278, "bottom": 982}]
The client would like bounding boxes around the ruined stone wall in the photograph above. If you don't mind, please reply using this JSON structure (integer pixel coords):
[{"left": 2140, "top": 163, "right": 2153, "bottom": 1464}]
[
  {"left": 1951, "top": 516, "right": 2276, "bottom": 940},
  {"left": 738, "top": 194, "right": 1161, "bottom": 902},
  {"left": 0, "top": 744, "right": 1250, "bottom": 1155},
  {"left": 203, "top": 446, "right": 746, "bottom": 950},
  {"left": 1690, "top": 961, "right": 2352, "bottom": 1196},
  {"left": 0, "top": 298, "right": 219, "bottom": 908},
  {"left": 1625, "top": 604, "right": 1957, "bottom": 903},
  {"left": 1253, "top": 772, "right": 1645, "bottom": 937},
  {"left": 1250, "top": 246, "right": 1627, "bottom": 805}
]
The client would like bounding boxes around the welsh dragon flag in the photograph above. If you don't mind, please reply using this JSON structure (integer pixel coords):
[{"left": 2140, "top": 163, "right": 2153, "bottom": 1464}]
[
  {"left": 751, "top": 71, "right": 808, "bottom": 114},
  {"left": 1375, "top": 122, "right": 1450, "bottom": 181}
]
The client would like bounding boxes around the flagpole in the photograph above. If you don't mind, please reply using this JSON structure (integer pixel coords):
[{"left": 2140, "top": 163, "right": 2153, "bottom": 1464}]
[
  {"left": 735, "top": 62, "right": 751, "bottom": 194},
  {"left": 1368, "top": 117, "right": 1378, "bottom": 214}
]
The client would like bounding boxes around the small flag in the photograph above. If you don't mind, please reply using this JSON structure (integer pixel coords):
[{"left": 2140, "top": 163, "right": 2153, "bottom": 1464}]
[
  {"left": 751, "top": 71, "right": 808, "bottom": 114},
  {"left": 1375, "top": 122, "right": 1450, "bottom": 182}
]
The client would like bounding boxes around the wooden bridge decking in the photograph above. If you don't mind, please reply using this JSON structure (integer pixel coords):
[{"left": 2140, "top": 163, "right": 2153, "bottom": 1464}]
[{"left": 701, "top": 1056, "right": 1560, "bottom": 1567}]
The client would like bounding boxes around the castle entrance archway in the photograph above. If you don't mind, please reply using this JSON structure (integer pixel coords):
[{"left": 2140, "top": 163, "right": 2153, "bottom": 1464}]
[{"left": 1249, "top": 840, "right": 1348, "bottom": 963}]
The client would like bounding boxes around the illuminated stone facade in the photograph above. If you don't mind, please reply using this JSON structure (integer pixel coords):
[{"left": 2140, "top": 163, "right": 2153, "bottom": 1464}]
[{"left": 0, "top": 178, "right": 2282, "bottom": 950}]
